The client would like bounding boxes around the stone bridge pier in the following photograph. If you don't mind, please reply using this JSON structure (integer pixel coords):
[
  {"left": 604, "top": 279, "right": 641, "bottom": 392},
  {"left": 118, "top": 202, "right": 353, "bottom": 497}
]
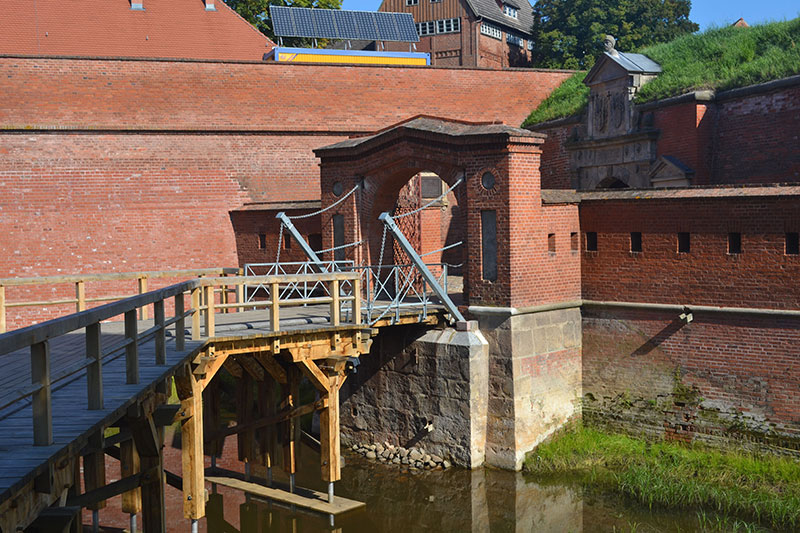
[{"left": 314, "top": 116, "right": 583, "bottom": 470}]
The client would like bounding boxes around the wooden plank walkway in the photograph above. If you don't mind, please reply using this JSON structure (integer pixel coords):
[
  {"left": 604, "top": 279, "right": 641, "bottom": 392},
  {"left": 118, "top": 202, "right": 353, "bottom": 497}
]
[{"left": 0, "top": 301, "right": 442, "bottom": 506}]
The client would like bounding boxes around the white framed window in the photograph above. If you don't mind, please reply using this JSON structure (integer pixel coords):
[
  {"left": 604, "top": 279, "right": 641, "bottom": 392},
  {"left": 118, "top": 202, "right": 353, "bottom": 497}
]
[
  {"left": 406, "top": 0, "right": 419, "bottom": 5},
  {"left": 527, "top": 40, "right": 533, "bottom": 51},
  {"left": 431, "top": 0, "right": 442, "bottom": 3},
  {"left": 507, "top": 33, "right": 524, "bottom": 47},
  {"left": 480, "top": 22, "right": 502, "bottom": 40},
  {"left": 503, "top": 4, "right": 518, "bottom": 18},
  {"left": 418, "top": 18, "right": 460, "bottom": 36},
  {"left": 416, "top": 21, "right": 436, "bottom": 36}
]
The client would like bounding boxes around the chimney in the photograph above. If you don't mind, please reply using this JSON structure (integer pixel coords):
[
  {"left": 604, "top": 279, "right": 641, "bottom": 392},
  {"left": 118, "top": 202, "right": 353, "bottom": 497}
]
[
  {"left": 205, "top": 0, "right": 216, "bottom": 11},
  {"left": 131, "top": 0, "right": 144, "bottom": 10}
]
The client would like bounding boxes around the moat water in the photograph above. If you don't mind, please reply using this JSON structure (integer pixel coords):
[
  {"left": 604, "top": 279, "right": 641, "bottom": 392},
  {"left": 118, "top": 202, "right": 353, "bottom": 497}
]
[{"left": 204, "top": 448, "right": 772, "bottom": 533}]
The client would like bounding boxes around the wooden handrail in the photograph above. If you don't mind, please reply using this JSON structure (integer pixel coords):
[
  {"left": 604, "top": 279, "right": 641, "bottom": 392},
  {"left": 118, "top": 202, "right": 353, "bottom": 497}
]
[
  {"left": 0, "top": 268, "right": 239, "bottom": 286},
  {"left": 0, "top": 271, "right": 362, "bottom": 446}
]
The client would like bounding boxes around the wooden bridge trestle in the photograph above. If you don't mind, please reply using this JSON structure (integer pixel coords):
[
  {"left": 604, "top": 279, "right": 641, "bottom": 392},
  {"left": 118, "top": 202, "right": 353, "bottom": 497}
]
[{"left": 0, "top": 272, "right": 415, "bottom": 532}]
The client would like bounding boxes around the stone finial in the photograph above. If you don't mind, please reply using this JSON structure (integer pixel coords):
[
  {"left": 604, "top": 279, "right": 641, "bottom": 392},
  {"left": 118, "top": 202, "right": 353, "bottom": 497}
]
[{"left": 603, "top": 34, "right": 619, "bottom": 56}]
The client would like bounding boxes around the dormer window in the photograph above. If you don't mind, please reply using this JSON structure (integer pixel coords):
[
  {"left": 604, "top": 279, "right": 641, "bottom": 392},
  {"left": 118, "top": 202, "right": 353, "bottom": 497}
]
[{"left": 503, "top": 4, "right": 518, "bottom": 19}]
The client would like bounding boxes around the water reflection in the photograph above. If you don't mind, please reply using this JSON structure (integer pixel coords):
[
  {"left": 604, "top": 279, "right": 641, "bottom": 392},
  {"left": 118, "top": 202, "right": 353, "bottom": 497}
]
[{"left": 205, "top": 450, "right": 717, "bottom": 533}]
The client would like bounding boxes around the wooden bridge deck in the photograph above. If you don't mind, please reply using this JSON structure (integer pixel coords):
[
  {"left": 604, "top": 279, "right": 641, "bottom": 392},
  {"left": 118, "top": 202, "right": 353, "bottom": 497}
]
[{"left": 0, "top": 302, "right": 444, "bottom": 516}]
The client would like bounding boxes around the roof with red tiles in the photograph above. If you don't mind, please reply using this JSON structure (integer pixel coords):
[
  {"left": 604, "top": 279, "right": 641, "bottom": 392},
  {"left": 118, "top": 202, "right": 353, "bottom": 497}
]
[{"left": 0, "top": 0, "right": 274, "bottom": 61}]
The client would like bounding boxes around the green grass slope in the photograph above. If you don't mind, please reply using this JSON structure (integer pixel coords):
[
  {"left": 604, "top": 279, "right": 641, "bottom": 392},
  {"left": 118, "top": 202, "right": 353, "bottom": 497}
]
[{"left": 523, "top": 17, "right": 800, "bottom": 128}]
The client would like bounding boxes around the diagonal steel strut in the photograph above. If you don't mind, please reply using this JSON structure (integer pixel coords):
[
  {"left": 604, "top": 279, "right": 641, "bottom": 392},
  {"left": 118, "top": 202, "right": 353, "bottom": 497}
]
[
  {"left": 276, "top": 212, "right": 329, "bottom": 272},
  {"left": 378, "top": 212, "right": 465, "bottom": 322}
]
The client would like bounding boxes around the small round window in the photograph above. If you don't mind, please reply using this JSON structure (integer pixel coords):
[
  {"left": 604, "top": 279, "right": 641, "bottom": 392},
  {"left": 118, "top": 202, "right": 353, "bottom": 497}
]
[
  {"left": 481, "top": 172, "right": 496, "bottom": 191},
  {"left": 332, "top": 182, "right": 344, "bottom": 196}
]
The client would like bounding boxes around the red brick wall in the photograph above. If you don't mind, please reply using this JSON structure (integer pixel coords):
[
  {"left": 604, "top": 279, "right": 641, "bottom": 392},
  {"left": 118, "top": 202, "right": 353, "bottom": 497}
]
[
  {"left": 580, "top": 193, "right": 800, "bottom": 451},
  {"left": 653, "top": 101, "right": 712, "bottom": 183},
  {"left": 583, "top": 308, "right": 800, "bottom": 452},
  {"left": 535, "top": 122, "right": 577, "bottom": 189},
  {"left": 0, "top": 57, "right": 571, "bottom": 329},
  {"left": 712, "top": 83, "right": 800, "bottom": 184},
  {"left": 580, "top": 196, "right": 800, "bottom": 308},
  {"left": 230, "top": 209, "right": 322, "bottom": 268}
]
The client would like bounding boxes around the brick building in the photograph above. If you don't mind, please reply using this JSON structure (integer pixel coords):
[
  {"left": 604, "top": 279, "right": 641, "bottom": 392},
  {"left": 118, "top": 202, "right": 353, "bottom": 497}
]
[
  {"left": 0, "top": 0, "right": 275, "bottom": 61},
  {"left": 379, "top": 0, "right": 534, "bottom": 67}
]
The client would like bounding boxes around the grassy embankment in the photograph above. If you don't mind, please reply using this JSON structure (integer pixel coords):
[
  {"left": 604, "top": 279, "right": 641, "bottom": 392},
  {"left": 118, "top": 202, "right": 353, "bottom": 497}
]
[
  {"left": 522, "top": 17, "right": 800, "bottom": 127},
  {"left": 524, "top": 426, "right": 800, "bottom": 530}
]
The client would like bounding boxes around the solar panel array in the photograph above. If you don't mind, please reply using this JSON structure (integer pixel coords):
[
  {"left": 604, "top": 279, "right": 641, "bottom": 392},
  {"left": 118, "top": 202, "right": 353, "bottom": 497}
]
[{"left": 270, "top": 6, "right": 419, "bottom": 42}]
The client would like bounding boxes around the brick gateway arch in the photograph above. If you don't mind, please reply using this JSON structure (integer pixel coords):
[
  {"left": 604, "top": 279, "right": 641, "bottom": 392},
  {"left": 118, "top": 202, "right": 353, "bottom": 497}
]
[
  {"left": 314, "top": 116, "right": 564, "bottom": 309},
  {"left": 314, "top": 116, "right": 583, "bottom": 469}
]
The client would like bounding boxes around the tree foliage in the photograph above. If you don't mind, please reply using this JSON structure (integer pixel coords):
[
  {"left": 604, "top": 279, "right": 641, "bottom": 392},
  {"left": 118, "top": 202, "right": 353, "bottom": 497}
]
[
  {"left": 223, "top": 0, "right": 343, "bottom": 46},
  {"left": 530, "top": 0, "right": 699, "bottom": 69}
]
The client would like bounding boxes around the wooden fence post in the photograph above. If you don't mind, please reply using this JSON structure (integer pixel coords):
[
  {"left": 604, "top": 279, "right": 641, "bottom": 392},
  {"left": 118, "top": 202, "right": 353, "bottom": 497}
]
[
  {"left": 0, "top": 285, "right": 5, "bottom": 334},
  {"left": 270, "top": 282, "right": 280, "bottom": 332},
  {"left": 205, "top": 285, "right": 215, "bottom": 338},
  {"left": 138, "top": 276, "right": 149, "bottom": 320},
  {"left": 75, "top": 281, "right": 86, "bottom": 313},
  {"left": 175, "top": 293, "right": 185, "bottom": 352},
  {"left": 330, "top": 279, "right": 340, "bottom": 327},
  {"left": 125, "top": 310, "right": 139, "bottom": 384},
  {"left": 86, "top": 322, "right": 103, "bottom": 410},
  {"left": 31, "top": 340, "right": 52, "bottom": 446},
  {"left": 191, "top": 287, "right": 201, "bottom": 341},
  {"left": 353, "top": 277, "right": 361, "bottom": 325},
  {"left": 154, "top": 299, "right": 166, "bottom": 365}
]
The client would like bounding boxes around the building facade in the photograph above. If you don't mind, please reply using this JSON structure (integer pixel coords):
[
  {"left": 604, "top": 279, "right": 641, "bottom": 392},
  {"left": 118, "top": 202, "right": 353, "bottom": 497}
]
[{"left": 378, "top": 0, "right": 535, "bottom": 67}]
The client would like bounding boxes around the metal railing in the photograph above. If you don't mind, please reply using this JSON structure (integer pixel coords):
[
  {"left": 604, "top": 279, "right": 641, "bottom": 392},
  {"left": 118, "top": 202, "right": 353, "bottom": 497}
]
[
  {"left": 244, "top": 262, "right": 451, "bottom": 326},
  {"left": 0, "top": 272, "right": 361, "bottom": 446}
]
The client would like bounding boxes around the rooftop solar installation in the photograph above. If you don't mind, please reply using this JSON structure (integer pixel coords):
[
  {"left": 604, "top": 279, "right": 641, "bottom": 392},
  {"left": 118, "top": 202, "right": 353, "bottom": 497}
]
[{"left": 270, "top": 6, "right": 419, "bottom": 42}]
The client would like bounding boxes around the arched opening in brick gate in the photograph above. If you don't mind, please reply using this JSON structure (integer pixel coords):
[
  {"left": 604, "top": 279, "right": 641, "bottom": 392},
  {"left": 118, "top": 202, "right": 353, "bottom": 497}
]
[{"left": 314, "top": 115, "right": 553, "bottom": 311}]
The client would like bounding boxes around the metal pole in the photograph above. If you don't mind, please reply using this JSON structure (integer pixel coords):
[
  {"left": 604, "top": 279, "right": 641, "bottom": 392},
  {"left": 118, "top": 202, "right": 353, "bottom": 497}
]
[
  {"left": 328, "top": 482, "right": 334, "bottom": 503},
  {"left": 191, "top": 518, "right": 199, "bottom": 533},
  {"left": 276, "top": 212, "right": 328, "bottom": 271},
  {"left": 130, "top": 513, "right": 137, "bottom": 533},
  {"left": 379, "top": 212, "right": 465, "bottom": 322},
  {"left": 92, "top": 510, "right": 99, "bottom": 533},
  {"left": 289, "top": 473, "right": 296, "bottom": 493},
  {"left": 267, "top": 466, "right": 273, "bottom": 486},
  {"left": 245, "top": 461, "right": 251, "bottom": 481}
]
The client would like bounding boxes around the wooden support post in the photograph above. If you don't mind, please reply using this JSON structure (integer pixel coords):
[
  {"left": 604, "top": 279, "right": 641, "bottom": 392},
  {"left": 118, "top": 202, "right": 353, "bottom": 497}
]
[
  {"left": 236, "top": 372, "right": 254, "bottom": 463},
  {"left": 138, "top": 276, "right": 149, "bottom": 320},
  {"left": 120, "top": 439, "right": 142, "bottom": 517},
  {"left": 270, "top": 282, "right": 280, "bottom": 332},
  {"left": 0, "top": 284, "right": 5, "bottom": 333},
  {"left": 203, "top": 379, "right": 223, "bottom": 460},
  {"left": 154, "top": 299, "right": 166, "bottom": 365},
  {"left": 86, "top": 322, "right": 103, "bottom": 410},
  {"left": 175, "top": 293, "right": 185, "bottom": 351},
  {"left": 130, "top": 415, "right": 166, "bottom": 532},
  {"left": 75, "top": 280, "right": 86, "bottom": 313},
  {"left": 256, "top": 380, "right": 273, "bottom": 469},
  {"left": 191, "top": 287, "right": 201, "bottom": 340},
  {"left": 320, "top": 378, "right": 342, "bottom": 483},
  {"left": 205, "top": 284, "right": 215, "bottom": 337},
  {"left": 31, "top": 340, "right": 52, "bottom": 446},
  {"left": 83, "top": 432, "right": 107, "bottom": 512},
  {"left": 125, "top": 309, "right": 139, "bottom": 384},
  {"left": 330, "top": 279, "right": 340, "bottom": 327},
  {"left": 176, "top": 367, "right": 205, "bottom": 520},
  {"left": 282, "top": 367, "right": 300, "bottom": 477},
  {"left": 353, "top": 277, "right": 361, "bottom": 325}
]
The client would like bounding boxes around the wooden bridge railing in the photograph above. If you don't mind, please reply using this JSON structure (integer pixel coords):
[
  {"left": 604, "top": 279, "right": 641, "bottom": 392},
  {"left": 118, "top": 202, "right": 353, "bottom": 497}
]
[
  {"left": 0, "top": 267, "right": 242, "bottom": 334},
  {"left": 0, "top": 272, "right": 361, "bottom": 447}
]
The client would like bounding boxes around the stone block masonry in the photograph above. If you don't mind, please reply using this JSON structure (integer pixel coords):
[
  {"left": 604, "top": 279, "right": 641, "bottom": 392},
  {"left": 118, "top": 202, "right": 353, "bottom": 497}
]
[
  {"left": 474, "top": 306, "right": 582, "bottom": 470},
  {"left": 340, "top": 324, "right": 489, "bottom": 469}
]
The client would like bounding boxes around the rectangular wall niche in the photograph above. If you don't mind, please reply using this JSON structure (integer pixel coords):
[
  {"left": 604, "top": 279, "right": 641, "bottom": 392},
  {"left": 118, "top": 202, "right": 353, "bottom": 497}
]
[
  {"left": 333, "top": 214, "right": 346, "bottom": 261},
  {"left": 481, "top": 210, "right": 497, "bottom": 281}
]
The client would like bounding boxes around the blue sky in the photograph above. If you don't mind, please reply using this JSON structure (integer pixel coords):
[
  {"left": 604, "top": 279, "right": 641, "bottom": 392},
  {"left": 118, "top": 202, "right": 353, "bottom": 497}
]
[{"left": 340, "top": 0, "right": 800, "bottom": 31}]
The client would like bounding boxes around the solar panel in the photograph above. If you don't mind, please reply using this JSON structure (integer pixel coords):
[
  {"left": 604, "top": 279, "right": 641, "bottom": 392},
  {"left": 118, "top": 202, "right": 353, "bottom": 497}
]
[{"left": 270, "top": 6, "right": 419, "bottom": 42}]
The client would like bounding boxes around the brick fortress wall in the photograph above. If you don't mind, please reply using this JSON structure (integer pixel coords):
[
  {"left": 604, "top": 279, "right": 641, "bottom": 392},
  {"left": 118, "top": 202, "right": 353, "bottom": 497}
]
[
  {"left": 579, "top": 192, "right": 800, "bottom": 453},
  {"left": 0, "top": 56, "right": 571, "bottom": 329}
]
